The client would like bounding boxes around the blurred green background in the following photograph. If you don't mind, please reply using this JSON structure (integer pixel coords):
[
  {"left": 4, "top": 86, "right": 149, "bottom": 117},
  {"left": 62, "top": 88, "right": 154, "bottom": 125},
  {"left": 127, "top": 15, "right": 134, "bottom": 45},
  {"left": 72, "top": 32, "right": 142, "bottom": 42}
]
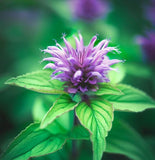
[{"left": 0, "top": 0, "right": 155, "bottom": 159}]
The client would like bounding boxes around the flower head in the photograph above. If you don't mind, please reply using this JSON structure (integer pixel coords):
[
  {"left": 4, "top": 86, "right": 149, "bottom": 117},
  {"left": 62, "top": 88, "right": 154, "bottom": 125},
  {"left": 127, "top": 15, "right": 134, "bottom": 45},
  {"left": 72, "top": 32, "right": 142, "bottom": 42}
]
[
  {"left": 136, "top": 31, "right": 155, "bottom": 62},
  {"left": 43, "top": 34, "right": 122, "bottom": 93},
  {"left": 72, "top": 0, "right": 109, "bottom": 21}
]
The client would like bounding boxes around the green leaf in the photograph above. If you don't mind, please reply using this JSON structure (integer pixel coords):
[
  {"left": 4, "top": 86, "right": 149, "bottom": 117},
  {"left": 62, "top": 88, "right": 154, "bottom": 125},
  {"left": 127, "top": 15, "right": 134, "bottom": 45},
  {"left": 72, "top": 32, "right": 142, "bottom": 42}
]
[
  {"left": 76, "top": 98, "right": 113, "bottom": 160},
  {"left": 1, "top": 123, "right": 66, "bottom": 160},
  {"left": 104, "top": 84, "right": 155, "bottom": 112},
  {"left": 95, "top": 83, "right": 123, "bottom": 96},
  {"left": 41, "top": 94, "right": 78, "bottom": 128},
  {"left": 5, "top": 70, "right": 67, "bottom": 94},
  {"left": 106, "top": 119, "right": 155, "bottom": 160}
]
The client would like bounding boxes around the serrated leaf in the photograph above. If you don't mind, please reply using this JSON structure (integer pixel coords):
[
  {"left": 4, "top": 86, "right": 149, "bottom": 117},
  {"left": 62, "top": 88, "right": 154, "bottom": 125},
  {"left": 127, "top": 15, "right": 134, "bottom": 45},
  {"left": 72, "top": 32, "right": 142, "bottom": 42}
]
[
  {"left": 1, "top": 123, "right": 66, "bottom": 160},
  {"left": 106, "top": 118, "right": 155, "bottom": 160},
  {"left": 41, "top": 94, "right": 78, "bottom": 128},
  {"left": 95, "top": 83, "right": 123, "bottom": 96},
  {"left": 76, "top": 98, "right": 113, "bottom": 160},
  {"left": 5, "top": 70, "right": 67, "bottom": 94},
  {"left": 104, "top": 84, "right": 155, "bottom": 112}
]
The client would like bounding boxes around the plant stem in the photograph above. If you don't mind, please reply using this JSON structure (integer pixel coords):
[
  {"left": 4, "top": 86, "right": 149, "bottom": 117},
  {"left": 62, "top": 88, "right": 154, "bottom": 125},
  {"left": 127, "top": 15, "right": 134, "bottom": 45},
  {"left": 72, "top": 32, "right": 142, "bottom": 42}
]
[{"left": 70, "top": 110, "right": 79, "bottom": 160}]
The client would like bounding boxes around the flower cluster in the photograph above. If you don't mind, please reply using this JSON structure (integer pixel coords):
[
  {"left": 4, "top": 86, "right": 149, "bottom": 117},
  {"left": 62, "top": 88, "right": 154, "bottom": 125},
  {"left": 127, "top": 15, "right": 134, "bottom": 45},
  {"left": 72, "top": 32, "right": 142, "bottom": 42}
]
[
  {"left": 72, "top": 0, "right": 109, "bottom": 21},
  {"left": 136, "top": 31, "right": 155, "bottom": 62},
  {"left": 145, "top": 0, "right": 155, "bottom": 26},
  {"left": 43, "top": 34, "right": 122, "bottom": 93}
]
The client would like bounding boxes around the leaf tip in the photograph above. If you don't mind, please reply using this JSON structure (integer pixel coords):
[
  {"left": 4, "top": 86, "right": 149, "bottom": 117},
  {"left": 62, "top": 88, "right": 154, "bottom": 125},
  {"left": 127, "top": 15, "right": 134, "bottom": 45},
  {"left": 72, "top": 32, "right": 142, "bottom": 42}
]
[{"left": 4, "top": 78, "right": 14, "bottom": 85}]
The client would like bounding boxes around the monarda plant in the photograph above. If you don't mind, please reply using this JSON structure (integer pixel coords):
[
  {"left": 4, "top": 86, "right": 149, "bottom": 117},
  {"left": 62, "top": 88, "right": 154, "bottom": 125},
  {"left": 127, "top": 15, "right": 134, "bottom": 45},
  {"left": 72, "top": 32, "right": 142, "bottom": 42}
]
[{"left": 2, "top": 34, "right": 155, "bottom": 160}]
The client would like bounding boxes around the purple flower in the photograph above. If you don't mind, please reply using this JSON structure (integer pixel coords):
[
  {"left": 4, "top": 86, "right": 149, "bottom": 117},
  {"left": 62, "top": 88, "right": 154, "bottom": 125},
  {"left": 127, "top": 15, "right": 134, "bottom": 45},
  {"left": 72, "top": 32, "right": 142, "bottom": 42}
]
[
  {"left": 136, "top": 31, "right": 155, "bottom": 62},
  {"left": 43, "top": 34, "right": 122, "bottom": 93},
  {"left": 145, "top": 0, "right": 155, "bottom": 25},
  {"left": 72, "top": 0, "right": 109, "bottom": 21}
]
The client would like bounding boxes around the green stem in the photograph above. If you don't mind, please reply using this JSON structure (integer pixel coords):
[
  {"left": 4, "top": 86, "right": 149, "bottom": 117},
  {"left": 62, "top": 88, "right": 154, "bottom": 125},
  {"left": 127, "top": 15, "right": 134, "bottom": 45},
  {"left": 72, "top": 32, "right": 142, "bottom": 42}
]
[{"left": 70, "top": 110, "right": 79, "bottom": 160}]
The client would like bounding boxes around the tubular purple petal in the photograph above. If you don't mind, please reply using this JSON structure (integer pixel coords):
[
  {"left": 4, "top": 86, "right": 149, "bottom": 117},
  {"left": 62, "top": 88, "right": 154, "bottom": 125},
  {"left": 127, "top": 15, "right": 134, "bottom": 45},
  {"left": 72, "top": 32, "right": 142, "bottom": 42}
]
[
  {"left": 86, "top": 36, "right": 97, "bottom": 55},
  {"left": 68, "top": 87, "right": 77, "bottom": 93},
  {"left": 107, "top": 59, "right": 123, "bottom": 65},
  {"left": 94, "top": 39, "right": 110, "bottom": 51},
  {"left": 73, "top": 70, "right": 83, "bottom": 79},
  {"left": 79, "top": 86, "right": 88, "bottom": 93},
  {"left": 43, "top": 63, "right": 56, "bottom": 69}
]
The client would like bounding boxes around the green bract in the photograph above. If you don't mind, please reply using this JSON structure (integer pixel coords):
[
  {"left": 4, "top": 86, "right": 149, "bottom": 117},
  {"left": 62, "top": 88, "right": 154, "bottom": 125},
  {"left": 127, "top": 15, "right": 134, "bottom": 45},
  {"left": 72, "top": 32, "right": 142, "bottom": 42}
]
[{"left": 2, "top": 70, "right": 155, "bottom": 160}]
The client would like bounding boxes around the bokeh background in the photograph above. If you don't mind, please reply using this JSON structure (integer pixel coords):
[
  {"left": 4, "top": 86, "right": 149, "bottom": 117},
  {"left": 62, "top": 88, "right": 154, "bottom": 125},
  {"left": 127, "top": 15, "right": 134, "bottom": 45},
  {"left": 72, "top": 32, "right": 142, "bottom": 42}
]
[{"left": 0, "top": 0, "right": 155, "bottom": 159}]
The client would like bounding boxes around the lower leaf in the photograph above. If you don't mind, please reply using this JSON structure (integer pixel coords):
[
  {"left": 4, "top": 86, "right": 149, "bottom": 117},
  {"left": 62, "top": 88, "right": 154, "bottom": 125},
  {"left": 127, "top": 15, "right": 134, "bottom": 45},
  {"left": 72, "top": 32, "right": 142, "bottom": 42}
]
[
  {"left": 75, "top": 98, "right": 113, "bottom": 160},
  {"left": 106, "top": 118, "right": 155, "bottom": 160},
  {"left": 1, "top": 123, "right": 67, "bottom": 160}
]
